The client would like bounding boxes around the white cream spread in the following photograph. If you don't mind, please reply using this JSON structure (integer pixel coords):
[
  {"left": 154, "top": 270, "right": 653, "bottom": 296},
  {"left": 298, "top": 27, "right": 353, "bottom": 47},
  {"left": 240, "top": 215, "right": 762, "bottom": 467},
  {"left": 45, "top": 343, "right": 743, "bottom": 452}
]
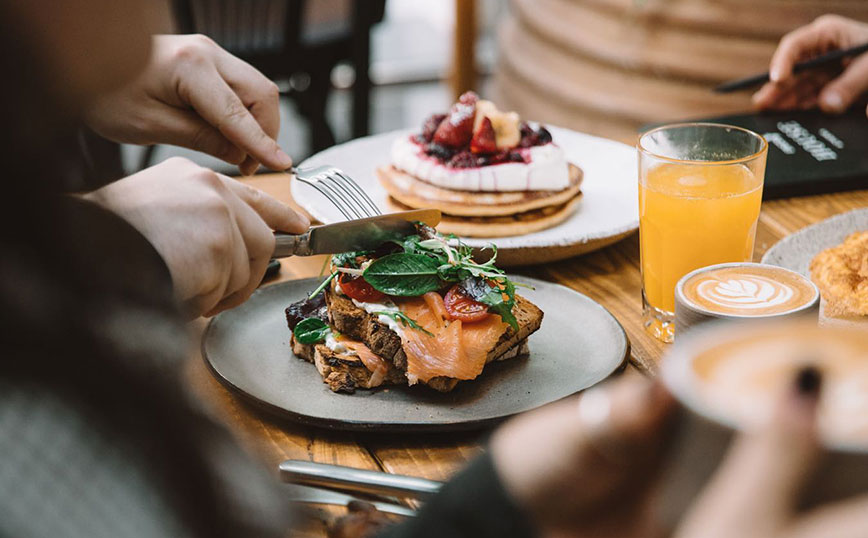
[
  {"left": 324, "top": 331, "right": 352, "bottom": 354},
  {"left": 333, "top": 280, "right": 404, "bottom": 337},
  {"left": 391, "top": 135, "right": 570, "bottom": 192}
]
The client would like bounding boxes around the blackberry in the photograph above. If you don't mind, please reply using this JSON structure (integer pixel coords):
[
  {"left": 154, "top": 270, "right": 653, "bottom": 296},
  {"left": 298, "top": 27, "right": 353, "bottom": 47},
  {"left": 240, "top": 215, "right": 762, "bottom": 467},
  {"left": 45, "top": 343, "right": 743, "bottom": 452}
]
[
  {"left": 425, "top": 143, "right": 456, "bottom": 162},
  {"left": 448, "top": 151, "right": 477, "bottom": 168},
  {"left": 420, "top": 113, "right": 446, "bottom": 142},
  {"left": 519, "top": 122, "right": 534, "bottom": 138},
  {"left": 536, "top": 127, "right": 553, "bottom": 144}
]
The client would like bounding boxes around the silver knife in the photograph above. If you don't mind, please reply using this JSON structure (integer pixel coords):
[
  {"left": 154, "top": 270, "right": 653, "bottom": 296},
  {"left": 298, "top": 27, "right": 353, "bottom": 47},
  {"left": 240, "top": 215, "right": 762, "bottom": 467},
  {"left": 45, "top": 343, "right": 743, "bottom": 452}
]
[
  {"left": 286, "top": 484, "right": 417, "bottom": 517},
  {"left": 279, "top": 459, "right": 443, "bottom": 500},
  {"left": 272, "top": 209, "right": 441, "bottom": 258}
]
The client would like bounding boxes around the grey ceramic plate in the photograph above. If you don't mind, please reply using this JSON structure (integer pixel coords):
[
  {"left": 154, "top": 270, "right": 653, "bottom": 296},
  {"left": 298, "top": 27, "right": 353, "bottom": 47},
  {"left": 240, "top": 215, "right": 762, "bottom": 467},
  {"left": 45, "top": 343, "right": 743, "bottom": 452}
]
[
  {"left": 761, "top": 208, "right": 868, "bottom": 275},
  {"left": 202, "top": 276, "right": 629, "bottom": 432}
]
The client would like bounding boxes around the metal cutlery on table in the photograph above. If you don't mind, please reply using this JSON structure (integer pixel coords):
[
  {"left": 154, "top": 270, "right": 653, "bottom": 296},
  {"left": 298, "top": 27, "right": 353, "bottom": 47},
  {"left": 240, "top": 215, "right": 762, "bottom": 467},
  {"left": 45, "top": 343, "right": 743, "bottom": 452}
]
[
  {"left": 286, "top": 484, "right": 418, "bottom": 517},
  {"left": 280, "top": 459, "right": 443, "bottom": 502}
]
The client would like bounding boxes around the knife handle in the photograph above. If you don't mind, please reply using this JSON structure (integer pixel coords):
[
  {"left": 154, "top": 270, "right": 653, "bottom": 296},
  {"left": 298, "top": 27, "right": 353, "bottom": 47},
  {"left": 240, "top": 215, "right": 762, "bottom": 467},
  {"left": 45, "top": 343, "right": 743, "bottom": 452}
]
[
  {"left": 279, "top": 460, "right": 443, "bottom": 500},
  {"left": 273, "top": 231, "right": 313, "bottom": 258}
]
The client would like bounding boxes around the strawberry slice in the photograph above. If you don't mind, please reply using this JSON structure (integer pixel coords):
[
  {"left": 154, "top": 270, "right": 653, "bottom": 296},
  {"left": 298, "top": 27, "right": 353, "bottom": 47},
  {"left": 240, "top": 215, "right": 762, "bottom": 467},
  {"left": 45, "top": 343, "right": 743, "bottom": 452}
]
[
  {"left": 470, "top": 117, "right": 497, "bottom": 154},
  {"left": 433, "top": 92, "right": 478, "bottom": 148}
]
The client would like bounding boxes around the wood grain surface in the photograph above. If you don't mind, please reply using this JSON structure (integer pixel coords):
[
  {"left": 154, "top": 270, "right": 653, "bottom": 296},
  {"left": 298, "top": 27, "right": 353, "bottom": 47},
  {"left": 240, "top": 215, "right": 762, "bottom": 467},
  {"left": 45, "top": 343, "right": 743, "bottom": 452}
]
[{"left": 186, "top": 173, "right": 867, "bottom": 534}]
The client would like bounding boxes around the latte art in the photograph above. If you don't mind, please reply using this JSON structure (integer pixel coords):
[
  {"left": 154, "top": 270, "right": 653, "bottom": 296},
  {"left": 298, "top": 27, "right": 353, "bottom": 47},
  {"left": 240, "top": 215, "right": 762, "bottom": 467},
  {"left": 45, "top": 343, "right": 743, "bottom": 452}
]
[
  {"left": 680, "top": 264, "right": 818, "bottom": 316},
  {"left": 694, "top": 276, "right": 794, "bottom": 310}
]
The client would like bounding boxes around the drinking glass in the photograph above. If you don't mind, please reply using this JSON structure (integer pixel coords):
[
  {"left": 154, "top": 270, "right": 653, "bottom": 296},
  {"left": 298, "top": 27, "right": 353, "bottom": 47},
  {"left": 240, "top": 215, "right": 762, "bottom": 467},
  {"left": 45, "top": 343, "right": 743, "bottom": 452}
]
[{"left": 638, "top": 123, "right": 768, "bottom": 343}]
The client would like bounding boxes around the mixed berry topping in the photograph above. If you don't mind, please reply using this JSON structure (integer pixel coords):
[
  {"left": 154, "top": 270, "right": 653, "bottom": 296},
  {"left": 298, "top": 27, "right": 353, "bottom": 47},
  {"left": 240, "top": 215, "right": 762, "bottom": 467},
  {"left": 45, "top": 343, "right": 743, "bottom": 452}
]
[{"left": 414, "top": 92, "right": 553, "bottom": 168}]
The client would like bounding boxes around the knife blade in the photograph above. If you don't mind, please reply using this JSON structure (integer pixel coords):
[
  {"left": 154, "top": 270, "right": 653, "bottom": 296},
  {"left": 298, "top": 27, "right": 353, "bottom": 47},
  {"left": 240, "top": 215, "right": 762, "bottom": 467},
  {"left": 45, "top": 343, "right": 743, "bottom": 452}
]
[
  {"left": 286, "top": 484, "right": 417, "bottom": 517},
  {"left": 272, "top": 209, "right": 441, "bottom": 258}
]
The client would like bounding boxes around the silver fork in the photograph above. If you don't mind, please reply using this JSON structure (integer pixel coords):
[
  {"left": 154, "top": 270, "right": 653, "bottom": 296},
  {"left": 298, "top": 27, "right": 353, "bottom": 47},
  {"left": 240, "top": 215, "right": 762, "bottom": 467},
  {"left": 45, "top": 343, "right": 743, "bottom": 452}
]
[{"left": 291, "top": 165, "right": 381, "bottom": 220}]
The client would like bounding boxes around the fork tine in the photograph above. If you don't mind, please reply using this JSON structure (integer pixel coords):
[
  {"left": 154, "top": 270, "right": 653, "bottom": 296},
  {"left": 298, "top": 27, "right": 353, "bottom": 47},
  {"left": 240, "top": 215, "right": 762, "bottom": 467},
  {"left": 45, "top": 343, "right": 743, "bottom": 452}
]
[
  {"left": 333, "top": 170, "right": 381, "bottom": 216},
  {"left": 316, "top": 173, "right": 365, "bottom": 219},
  {"left": 297, "top": 177, "right": 353, "bottom": 220},
  {"left": 323, "top": 173, "right": 373, "bottom": 219}
]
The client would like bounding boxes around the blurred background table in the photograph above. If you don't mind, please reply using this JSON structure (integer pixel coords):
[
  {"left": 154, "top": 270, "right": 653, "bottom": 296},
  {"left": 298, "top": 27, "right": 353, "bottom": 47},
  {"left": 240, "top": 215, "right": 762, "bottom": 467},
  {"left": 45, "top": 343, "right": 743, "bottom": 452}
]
[{"left": 184, "top": 173, "right": 868, "bottom": 535}]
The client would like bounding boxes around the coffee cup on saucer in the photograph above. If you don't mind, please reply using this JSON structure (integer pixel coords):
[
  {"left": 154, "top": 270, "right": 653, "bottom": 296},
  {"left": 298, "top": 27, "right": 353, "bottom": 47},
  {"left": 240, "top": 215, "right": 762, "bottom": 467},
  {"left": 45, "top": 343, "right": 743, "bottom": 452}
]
[
  {"left": 674, "top": 262, "right": 819, "bottom": 336},
  {"left": 657, "top": 320, "right": 868, "bottom": 527}
]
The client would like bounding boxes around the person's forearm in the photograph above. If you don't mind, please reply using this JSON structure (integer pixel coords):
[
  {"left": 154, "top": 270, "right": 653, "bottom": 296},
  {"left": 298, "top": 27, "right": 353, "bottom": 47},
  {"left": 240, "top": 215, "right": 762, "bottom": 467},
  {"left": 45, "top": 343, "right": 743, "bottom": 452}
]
[{"left": 377, "top": 453, "right": 537, "bottom": 538}]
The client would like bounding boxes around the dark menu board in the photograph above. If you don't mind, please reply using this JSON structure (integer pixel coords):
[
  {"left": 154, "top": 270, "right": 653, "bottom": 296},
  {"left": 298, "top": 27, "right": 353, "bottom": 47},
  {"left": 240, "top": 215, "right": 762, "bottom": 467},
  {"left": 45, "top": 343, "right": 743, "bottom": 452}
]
[{"left": 646, "top": 108, "right": 868, "bottom": 199}]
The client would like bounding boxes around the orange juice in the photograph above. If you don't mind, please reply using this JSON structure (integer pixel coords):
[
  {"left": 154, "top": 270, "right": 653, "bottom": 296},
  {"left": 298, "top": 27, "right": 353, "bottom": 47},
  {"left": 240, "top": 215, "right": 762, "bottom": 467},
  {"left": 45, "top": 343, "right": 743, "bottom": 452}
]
[{"left": 639, "top": 163, "right": 763, "bottom": 315}]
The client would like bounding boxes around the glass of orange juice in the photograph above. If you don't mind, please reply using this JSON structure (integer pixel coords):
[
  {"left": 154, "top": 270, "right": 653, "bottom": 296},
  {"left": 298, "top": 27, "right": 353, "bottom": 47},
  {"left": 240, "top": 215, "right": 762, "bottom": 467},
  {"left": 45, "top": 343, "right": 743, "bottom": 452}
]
[{"left": 638, "top": 123, "right": 767, "bottom": 343}]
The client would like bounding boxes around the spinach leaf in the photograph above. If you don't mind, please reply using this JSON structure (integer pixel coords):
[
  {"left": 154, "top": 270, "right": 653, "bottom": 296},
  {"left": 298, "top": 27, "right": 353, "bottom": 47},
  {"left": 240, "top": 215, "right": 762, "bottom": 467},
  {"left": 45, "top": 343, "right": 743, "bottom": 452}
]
[
  {"left": 362, "top": 253, "right": 442, "bottom": 296},
  {"left": 293, "top": 317, "right": 331, "bottom": 344},
  {"left": 460, "top": 277, "right": 519, "bottom": 331}
]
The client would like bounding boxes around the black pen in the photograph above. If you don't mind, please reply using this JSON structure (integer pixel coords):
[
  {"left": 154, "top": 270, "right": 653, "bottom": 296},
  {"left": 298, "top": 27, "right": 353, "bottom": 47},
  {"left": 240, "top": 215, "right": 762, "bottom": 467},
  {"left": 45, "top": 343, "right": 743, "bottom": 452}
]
[{"left": 713, "top": 42, "right": 868, "bottom": 93}]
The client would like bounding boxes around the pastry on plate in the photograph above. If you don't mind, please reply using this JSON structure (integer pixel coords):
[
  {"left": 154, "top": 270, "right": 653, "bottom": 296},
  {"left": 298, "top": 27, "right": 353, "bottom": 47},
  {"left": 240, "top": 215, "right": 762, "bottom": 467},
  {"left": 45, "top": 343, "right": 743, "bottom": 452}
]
[
  {"left": 376, "top": 92, "right": 582, "bottom": 238},
  {"left": 809, "top": 230, "right": 868, "bottom": 319},
  {"left": 285, "top": 224, "right": 544, "bottom": 394}
]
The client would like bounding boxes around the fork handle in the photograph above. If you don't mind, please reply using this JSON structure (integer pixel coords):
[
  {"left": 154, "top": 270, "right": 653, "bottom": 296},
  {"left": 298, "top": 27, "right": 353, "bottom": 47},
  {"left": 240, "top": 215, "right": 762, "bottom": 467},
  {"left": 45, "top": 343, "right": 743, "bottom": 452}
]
[{"left": 273, "top": 231, "right": 313, "bottom": 258}]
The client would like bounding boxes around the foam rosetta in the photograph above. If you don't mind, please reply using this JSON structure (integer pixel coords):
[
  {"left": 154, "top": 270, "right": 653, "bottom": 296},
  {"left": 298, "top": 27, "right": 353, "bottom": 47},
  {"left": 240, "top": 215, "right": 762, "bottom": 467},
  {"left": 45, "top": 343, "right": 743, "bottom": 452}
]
[{"left": 682, "top": 265, "right": 817, "bottom": 316}]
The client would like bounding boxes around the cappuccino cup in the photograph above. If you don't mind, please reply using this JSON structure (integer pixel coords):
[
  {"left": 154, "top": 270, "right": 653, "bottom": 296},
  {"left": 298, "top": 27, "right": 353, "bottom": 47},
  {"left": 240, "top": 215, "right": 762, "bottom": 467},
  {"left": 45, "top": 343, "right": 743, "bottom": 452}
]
[
  {"left": 675, "top": 262, "right": 819, "bottom": 335},
  {"left": 658, "top": 321, "right": 868, "bottom": 526}
]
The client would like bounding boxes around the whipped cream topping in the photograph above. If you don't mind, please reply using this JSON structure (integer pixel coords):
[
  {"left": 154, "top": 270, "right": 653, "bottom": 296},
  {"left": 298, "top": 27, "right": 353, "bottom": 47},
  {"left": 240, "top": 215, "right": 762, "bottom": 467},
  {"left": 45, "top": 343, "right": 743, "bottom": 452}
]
[
  {"left": 694, "top": 276, "right": 794, "bottom": 311},
  {"left": 391, "top": 135, "right": 570, "bottom": 192}
]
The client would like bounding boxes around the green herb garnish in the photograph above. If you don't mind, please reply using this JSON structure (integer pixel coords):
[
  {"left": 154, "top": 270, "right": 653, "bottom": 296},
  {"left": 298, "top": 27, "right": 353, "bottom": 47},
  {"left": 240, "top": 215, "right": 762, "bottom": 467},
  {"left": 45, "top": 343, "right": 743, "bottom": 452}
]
[
  {"left": 362, "top": 253, "right": 442, "bottom": 296},
  {"left": 309, "top": 227, "right": 522, "bottom": 328},
  {"left": 332, "top": 250, "right": 372, "bottom": 269},
  {"left": 373, "top": 311, "right": 434, "bottom": 337},
  {"left": 308, "top": 272, "right": 338, "bottom": 300},
  {"left": 293, "top": 317, "right": 330, "bottom": 344},
  {"left": 460, "top": 277, "right": 519, "bottom": 331}
]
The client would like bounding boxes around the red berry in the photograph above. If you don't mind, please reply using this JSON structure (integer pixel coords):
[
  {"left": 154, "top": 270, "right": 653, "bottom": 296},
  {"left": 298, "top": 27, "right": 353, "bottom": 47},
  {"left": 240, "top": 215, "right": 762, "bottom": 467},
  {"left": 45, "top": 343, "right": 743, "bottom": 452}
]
[
  {"left": 470, "top": 117, "right": 497, "bottom": 154},
  {"left": 425, "top": 143, "right": 456, "bottom": 162},
  {"left": 447, "top": 151, "right": 477, "bottom": 168},
  {"left": 420, "top": 113, "right": 446, "bottom": 142},
  {"left": 433, "top": 98, "right": 476, "bottom": 148}
]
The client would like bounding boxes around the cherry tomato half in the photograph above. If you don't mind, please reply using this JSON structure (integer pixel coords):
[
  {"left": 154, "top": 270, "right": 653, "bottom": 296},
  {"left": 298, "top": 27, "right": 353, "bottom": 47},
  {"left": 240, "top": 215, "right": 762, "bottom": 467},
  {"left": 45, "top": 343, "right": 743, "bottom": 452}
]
[
  {"left": 338, "top": 273, "right": 386, "bottom": 303},
  {"left": 444, "top": 284, "right": 490, "bottom": 323}
]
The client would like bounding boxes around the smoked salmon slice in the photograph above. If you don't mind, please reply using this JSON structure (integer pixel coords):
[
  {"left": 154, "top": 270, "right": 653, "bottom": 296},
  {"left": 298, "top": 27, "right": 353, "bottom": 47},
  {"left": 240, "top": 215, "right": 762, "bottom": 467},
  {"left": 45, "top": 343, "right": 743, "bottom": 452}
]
[
  {"left": 398, "top": 295, "right": 508, "bottom": 384},
  {"left": 338, "top": 337, "right": 391, "bottom": 388}
]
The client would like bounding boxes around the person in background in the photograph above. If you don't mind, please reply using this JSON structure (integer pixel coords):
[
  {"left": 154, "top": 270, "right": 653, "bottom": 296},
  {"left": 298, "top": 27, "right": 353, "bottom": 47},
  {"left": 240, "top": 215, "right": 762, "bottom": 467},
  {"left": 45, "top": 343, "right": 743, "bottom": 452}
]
[
  {"left": 3, "top": 2, "right": 868, "bottom": 537},
  {"left": 753, "top": 14, "right": 868, "bottom": 116}
]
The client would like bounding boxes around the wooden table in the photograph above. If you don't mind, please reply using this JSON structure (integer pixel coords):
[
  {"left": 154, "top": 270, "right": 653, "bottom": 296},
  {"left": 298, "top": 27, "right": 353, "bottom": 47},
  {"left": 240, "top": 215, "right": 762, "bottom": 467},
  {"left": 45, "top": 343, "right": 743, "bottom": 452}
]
[{"left": 185, "top": 176, "right": 867, "bottom": 534}]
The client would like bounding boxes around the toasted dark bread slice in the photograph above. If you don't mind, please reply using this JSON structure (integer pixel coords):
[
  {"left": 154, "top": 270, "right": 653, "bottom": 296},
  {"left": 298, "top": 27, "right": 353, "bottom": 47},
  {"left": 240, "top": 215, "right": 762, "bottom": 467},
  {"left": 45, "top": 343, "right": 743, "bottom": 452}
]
[
  {"left": 291, "top": 335, "right": 405, "bottom": 393},
  {"left": 324, "top": 288, "right": 543, "bottom": 392}
]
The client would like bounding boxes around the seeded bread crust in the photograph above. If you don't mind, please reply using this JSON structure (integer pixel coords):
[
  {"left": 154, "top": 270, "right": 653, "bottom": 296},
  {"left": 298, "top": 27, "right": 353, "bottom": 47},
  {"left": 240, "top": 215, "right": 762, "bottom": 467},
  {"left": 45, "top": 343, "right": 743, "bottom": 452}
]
[
  {"left": 324, "top": 288, "right": 543, "bottom": 392},
  {"left": 291, "top": 335, "right": 405, "bottom": 393}
]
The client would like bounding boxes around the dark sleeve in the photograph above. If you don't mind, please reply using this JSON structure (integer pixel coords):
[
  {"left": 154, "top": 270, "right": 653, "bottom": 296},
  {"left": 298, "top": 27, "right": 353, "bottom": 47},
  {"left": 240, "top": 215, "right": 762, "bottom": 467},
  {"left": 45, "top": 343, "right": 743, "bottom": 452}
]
[{"left": 378, "top": 453, "right": 537, "bottom": 538}]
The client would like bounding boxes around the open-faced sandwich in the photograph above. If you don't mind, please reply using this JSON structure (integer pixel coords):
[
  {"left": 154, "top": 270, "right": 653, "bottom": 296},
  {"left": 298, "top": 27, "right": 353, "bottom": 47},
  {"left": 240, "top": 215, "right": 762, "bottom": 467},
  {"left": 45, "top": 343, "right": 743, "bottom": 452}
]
[
  {"left": 285, "top": 225, "right": 543, "bottom": 393},
  {"left": 377, "top": 92, "right": 582, "bottom": 238}
]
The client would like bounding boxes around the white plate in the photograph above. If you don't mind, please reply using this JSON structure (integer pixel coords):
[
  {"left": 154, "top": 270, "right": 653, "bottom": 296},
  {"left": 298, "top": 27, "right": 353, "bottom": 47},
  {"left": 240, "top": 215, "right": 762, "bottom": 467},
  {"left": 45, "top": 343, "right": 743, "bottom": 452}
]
[
  {"left": 291, "top": 127, "right": 638, "bottom": 265},
  {"left": 762, "top": 208, "right": 868, "bottom": 327},
  {"left": 761, "top": 208, "right": 868, "bottom": 275}
]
